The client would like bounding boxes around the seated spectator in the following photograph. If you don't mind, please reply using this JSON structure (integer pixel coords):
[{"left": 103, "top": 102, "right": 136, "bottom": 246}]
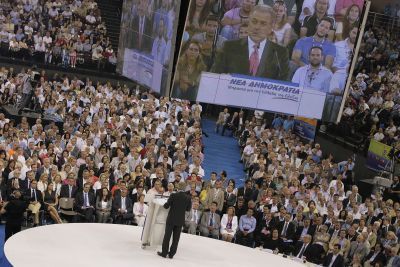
[
  {"left": 272, "top": 1, "right": 293, "bottom": 47},
  {"left": 199, "top": 201, "right": 220, "bottom": 238},
  {"left": 323, "top": 244, "right": 345, "bottom": 267},
  {"left": 112, "top": 188, "right": 133, "bottom": 224},
  {"left": 220, "top": 206, "right": 238, "bottom": 242},
  {"left": 75, "top": 182, "right": 96, "bottom": 223},
  {"left": 133, "top": 194, "right": 148, "bottom": 226},
  {"left": 363, "top": 243, "right": 387, "bottom": 267},
  {"left": 293, "top": 234, "right": 314, "bottom": 262},
  {"left": 185, "top": 0, "right": 213, "bottom": 37},
  {"left": 291, "top": 18, "right": 336, "bottom": 71},
  {"left": 43, "top": 182, "right": 63, "bottom": 224},
  {"left": 185, "top": 200, "right": 202, "bottom": 235},
  {"left": 96, "top": 187, "right": 112, "bottom": 223},
  {"left": 220, "top": 0, "right": 256, "bottom": 40},
  {"left": 300, "top": 0, "right": 335, "bottom": 41},
  {"left": 236, "top": 208, "right": 257, "bottom": 247},
  {"left": 335, "top": 4, "right": 360, "bottom": 41}
]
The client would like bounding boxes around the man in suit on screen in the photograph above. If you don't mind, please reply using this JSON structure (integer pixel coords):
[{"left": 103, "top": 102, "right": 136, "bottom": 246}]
[
  {"left": 211, "top": 5, "right": 289, "bottom": 81},
  {"left": 129, "top": 0, "right": 153, "bottom": 52},
  {"left": 158, "top": 182, "right": 191, "bottom": 259}
]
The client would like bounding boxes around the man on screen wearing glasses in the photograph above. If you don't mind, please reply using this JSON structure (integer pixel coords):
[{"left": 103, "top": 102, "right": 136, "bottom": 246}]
[
  {"left": 212, "top": 5, "right": 289, "bottom": 81},
  {"left": 291, "top": 46, "right": 333, "bottom": 93}
]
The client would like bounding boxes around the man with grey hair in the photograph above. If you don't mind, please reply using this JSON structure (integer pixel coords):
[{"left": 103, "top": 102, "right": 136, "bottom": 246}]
[{"left": 212, "top": 5, "right": 289, "bottom": 80}]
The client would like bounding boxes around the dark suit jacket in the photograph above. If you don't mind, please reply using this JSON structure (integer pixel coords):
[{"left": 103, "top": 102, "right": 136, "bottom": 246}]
[
  {"left": 293, "top": 242, "right": 314, "bottom": 262},
  {"left": 24, "top": 188, "right": 42, "bottom": 203},
  {"left": 364, "top": 251, "right": 387, "bottom": 266},
  {"left": 323, "top": 253, "right": 345, "bottom": 267},
  {"left": 75, "top": 191, "right": 96, "bottom": 210},
  {"left": 278, "top": 220, "right": 296, "bottom": 240},
  {"left": 23, "top": 148, "right": 35, "bottom": 159},
  {"left": 237, "top": 187, "right": 254, "bottom": 203},
  {"left": 379, "top": 224, "right": 396, "bottom": 239},
  {"left": 256, "top": 215, "right": 276, "bottom": 234},
  {"left": 77, "top": 178, "right": 91, "bottom": 191},
  {"left": 294, "top": 225, "right": 316, "bottom": 242},
  {"left": 59, "top": 185, "right": 78, "bottom": 198},
  {"left": 163, "top": 191, "right": 191, "bottom": 226},
  {"left": 112, "top": 196, "right": 133, "bottom": 215},
  {"left": 211, "top": 38, "right": 289, "bottom": 81},
  {"left": 225, "top": 192, "right": 237, "bottom": 207},
  {"left": 130, "top": 15, "right": 152, "bottom": 52}
]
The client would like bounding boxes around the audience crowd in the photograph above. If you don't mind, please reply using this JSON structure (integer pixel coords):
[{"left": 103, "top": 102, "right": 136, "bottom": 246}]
[
  {"left": 0, "top": 1, "right": 400, "bottom": 267},
  {"left": 0, "top": 0, "right": 116, "bottom": 70},
  {"left": 338, "top": 24, "right": 400, "bottom": 153},
  {"left": 212, "top": 107, "right": 400, "bottom": 266}
]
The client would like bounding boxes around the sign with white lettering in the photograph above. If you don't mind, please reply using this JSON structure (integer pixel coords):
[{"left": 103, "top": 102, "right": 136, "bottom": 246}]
[{"left": 197, "top": 73, "right": 326, "bottom": 119}]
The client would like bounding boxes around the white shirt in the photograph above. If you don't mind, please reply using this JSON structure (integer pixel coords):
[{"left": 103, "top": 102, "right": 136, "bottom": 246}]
[
  {"left": 248, "top": 37, "right": 267, "bottom": 62},
  {"left": 333, "top": 39, "right": 351, "bottom": 69},
  {"left": 292, "top": 65, "right": 333, "bottom": 93},
  {"left": 121, "top": 197, "right": 126, "bottom": 211}
]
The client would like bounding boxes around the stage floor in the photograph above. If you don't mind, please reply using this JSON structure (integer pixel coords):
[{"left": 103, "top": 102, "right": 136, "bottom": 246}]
[{"left": 5, "top": 224, "right": 305, "bottom": 267}]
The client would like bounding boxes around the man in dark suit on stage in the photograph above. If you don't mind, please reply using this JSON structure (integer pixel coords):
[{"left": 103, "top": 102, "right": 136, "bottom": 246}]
[
  {"left": 158, "top": 182, "right": 191, "bottom": 259},
  {"left": 323, "top": 244, "right": 345, "bottom": 267},
  {"left": 1, "top": 190, "right": 27, "bottom": 241},
  {"left": 211, "top": 5, "right": 289, "bottom": 81},
  {"left": 74, "top": 183, "right": 96, "bottom": 222}
]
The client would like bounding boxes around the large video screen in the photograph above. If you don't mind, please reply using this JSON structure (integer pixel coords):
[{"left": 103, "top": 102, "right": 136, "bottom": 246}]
[
  {"left": 117, "top": 0, "right": 181, "bottom": 94},
  {"left": 171, "top": 0, "right": 369, "bottom": 121}
]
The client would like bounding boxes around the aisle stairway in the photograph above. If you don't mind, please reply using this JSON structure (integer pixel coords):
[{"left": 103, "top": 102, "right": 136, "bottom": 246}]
[
  {"left": 97, "top": 0, "right": 123, "bottom": 50},
  {"left": 201, "top": 119, "right": 245, "bottom": 188}
]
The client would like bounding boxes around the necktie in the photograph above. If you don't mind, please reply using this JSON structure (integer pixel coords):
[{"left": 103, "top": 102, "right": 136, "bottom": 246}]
[
  {"left": 139, "top": 17, "right": 143, "bottom": 48},
  {"left": 192, "top": 210, "right": 197, "bottom": 222},
  {"left": 69, "top": 186, "right": 72, "bottom": 198},
  {"left": 84, "top": 193, "right": 88, "bottom": 207},
  {"left": 249, "top": 44, "right": 259, "bottom": 76},
  {"left": 33, "top": 189, "right": 37, "bottom": 202},
  {"left": 282, "top": 222, "right": 288, "bottom": 236},
  {"left": 298, "top": 244, "right": 307, "bottom": 258},
  {"left": 209, "top": 213, "right": 214, "bottom": 226}
]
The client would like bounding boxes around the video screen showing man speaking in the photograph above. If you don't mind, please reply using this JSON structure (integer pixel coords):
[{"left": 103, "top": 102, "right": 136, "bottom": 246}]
[{"left": 171, "top": 0, "right": 367, "bottom": 122}]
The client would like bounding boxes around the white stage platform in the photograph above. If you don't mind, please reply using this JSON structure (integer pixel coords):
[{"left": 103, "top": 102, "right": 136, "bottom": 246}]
[{"left": 5, "top": 224, "right": 306, "bottom": 267}]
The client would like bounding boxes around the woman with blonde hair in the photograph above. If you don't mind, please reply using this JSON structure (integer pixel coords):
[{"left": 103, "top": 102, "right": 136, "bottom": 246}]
[
  {"left": 272, "top": 1, "right": 292, "bottom": 47},
  {"left": 37, "top": 173, "right": 49, "bottom": 193},
  {"left": 172, "top": 40, "right": 207, "bottom": 101},
  {"left": 220, "top": 206, "right": 238, "bottom": 242}
]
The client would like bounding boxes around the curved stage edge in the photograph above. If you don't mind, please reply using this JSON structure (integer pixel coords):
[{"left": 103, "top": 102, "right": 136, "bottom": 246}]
[{"left": 5, "top": 224, "right": 306, "bottom": 267}]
